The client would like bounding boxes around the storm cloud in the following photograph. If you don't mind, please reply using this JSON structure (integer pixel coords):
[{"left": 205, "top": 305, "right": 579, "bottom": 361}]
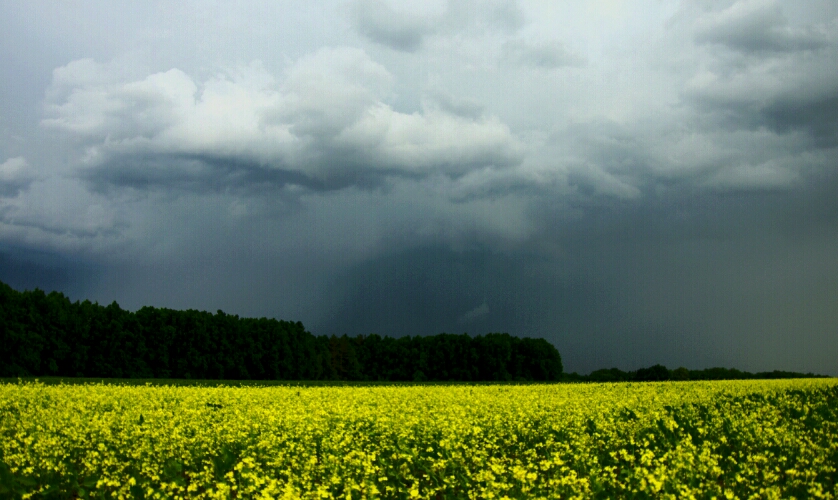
[
  {"left": 1, "top": 0, "right": 836, "bottom": 375},
  {"left": 41, "top": 53, "right": 523, "bottom": 194}
]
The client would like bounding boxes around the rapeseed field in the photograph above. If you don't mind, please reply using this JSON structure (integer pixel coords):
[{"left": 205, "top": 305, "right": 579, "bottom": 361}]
[{"left": 1, "top": 379, "right": 836, "bottom": 499}]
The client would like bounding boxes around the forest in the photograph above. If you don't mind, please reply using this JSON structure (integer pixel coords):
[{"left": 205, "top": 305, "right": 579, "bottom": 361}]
[
  {"left": 0, "top": 281, "right": 562, "bottom": 381},
  {"left": 1, "top": 280, "right": 825, "bottom": 382}
]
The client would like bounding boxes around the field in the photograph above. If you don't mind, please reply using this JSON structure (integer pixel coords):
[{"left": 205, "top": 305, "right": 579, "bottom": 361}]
[{"left": 1, "top": 379, "right": 836, "bottom": 499}]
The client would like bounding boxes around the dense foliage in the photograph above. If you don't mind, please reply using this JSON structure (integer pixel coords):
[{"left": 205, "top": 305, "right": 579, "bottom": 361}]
[
  {"left": 0, "top": 281, "right": 562, "bottom": 381},
  {"left": 1, "top": 379, "right": 836, "bottom": 499},
  {"left": 562, "top": 364, "right": 827, "bottom": 383}
]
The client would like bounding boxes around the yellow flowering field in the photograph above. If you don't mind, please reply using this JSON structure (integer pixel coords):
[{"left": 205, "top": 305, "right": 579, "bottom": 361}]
[{"left": 1, "top": 379, "right": 836, "bottom": 499}]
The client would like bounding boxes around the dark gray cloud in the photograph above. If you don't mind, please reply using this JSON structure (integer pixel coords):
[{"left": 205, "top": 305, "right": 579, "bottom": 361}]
[
  {"left": 763, "top": 93, "right": 838, "bottom": 148},
  {"left": 681, "top": 1, "right": 838, "bottom": 148},
  {"left": 350, "top": 0, "right": 433, "bottom": 52},
  {"left": 310, "top": 172, "right": 838, "bottom": 375},
  {"left": 695, "top": 0, "right": 828, "bottom": 54},
  {"left": 0, "top": 244, "right": 101, "bottom": 300},
  {"left": 79, "top": 153, "right": 343, "bottom": 194},
  {"left": 684, "top": 54, "right": 838, "bottom": 148}
]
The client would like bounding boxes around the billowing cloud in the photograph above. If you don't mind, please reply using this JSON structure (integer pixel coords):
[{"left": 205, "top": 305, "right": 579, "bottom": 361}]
[
  {"left": 683, "top": 55, "right": 838, "bottom": 146},
  {"left": 682, "top": 1, "right": 838, "bottom": 147},
  {"left": 350, "top": 0, "right": 434, "bottom": 52},
  {"left": 0, "top": 157, "right": 37, "bottom": 197},
  {"left": 42, "top": 49, "right": 523, "bottom": 193},
  {"left": 695, "top": 0, "right": 828, "bottom": 54}
]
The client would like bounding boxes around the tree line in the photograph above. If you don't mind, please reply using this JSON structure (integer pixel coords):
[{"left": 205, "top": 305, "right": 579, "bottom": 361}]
[
  {"left": 561, "top": 364, "right": 827, "bottom": 382},
  {"left": 1, "top": 281, "right": 826, "bottom": 382},
  {"left": 0, "top": 281, "right": 562, "bottom": 381}
]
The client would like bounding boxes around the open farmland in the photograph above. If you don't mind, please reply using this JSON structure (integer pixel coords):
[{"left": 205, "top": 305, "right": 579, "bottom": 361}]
[{"left": 1, "top": 379, "right": 836, "bottom": 499}]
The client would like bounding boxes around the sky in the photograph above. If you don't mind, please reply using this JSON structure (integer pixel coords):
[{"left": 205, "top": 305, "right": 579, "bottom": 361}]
[{"left": 1, "top": 0, "right": 836, "bottom": 376}]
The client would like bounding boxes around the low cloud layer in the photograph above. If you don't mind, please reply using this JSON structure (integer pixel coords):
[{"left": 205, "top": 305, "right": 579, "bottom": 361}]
[{"left": 1, "top": 0, "right": 837, "bottom": 375}]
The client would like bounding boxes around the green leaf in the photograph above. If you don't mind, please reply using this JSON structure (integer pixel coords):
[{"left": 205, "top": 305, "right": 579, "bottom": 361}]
[
  {"left": 16, "top": 477, "right": 37, "bottom": 487},
  {"left": 82, "top": 474, "right": 99, "bottom": 488}
]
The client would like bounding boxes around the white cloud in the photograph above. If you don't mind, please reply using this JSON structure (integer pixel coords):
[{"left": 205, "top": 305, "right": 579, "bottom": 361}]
[
  {"left": 500, "top": 39, "right": 585, "bottom": 69},
  {"left": 275, "top": 47, "right": 395, "bottom": 140},
  {"left": 458, "top": 301, "right": 489, "bottom": 323},
  {"left": 0, "top": 157, "right": 38, "bottom": 197},
  {"left": 342, "top": 106, "right": 523, "bottom": 175},
  {"left": 42, "top": 49, "right": 524, "bottom": 190}
]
